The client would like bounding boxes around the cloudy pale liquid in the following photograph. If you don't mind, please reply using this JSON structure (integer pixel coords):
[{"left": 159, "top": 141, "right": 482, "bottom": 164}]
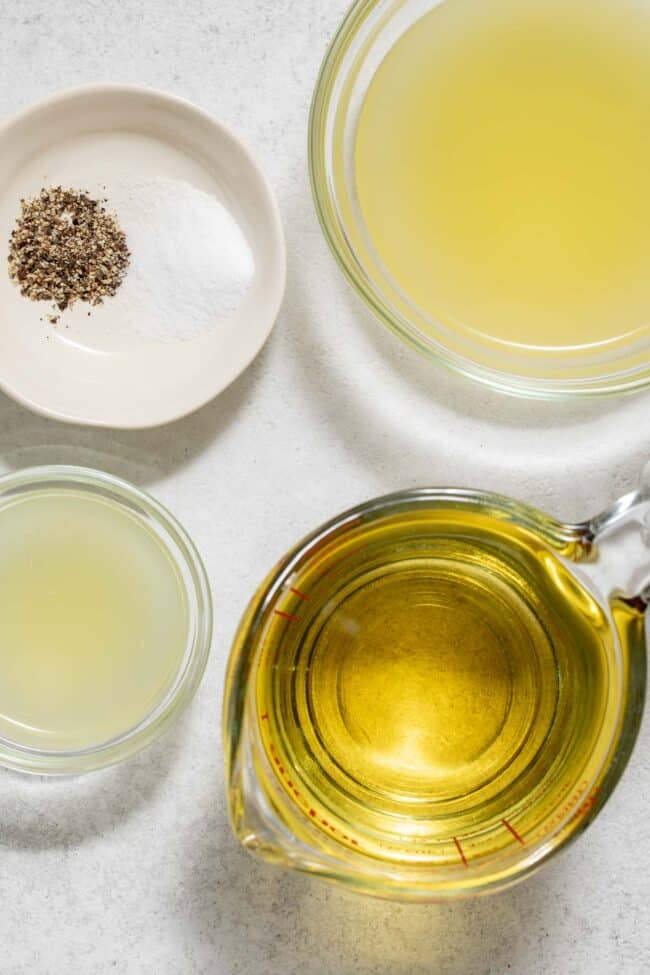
[
  {"left": 0, "top": 492, "right": 188, "bottom": 750},
  {"left": 355, "top": 0, "right": 650, "bottom": 351}
]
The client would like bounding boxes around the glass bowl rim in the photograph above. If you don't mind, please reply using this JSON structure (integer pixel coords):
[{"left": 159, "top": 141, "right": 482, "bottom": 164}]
[{"left": 0, "top": 464, "right": 213, "bottom": 775}]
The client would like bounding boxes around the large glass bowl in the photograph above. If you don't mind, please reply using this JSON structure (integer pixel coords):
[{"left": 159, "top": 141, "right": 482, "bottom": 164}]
[{"left": 309, "top": 0, "right": 650, "bottom": 398}]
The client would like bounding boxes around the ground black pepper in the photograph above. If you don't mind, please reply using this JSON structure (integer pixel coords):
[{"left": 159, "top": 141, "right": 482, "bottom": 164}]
[{"left": 7, "top": 186, "right": 130, "bottom": 315}]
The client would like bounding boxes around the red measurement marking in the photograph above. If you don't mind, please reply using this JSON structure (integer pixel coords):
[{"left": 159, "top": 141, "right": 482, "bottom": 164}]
[
  {"left": 274, "top": 610, "right": 299, "bottom": 622},
  {"left": 290, "top": 587, "right": 310, "bottom": 601},
  {"left": 502, "top": 819, "right": 525, "bottom": 846},
  {"left": 453, "top": 836, "right": 469, "bottom": 868},
  {"left": 260, "top": 712, "right": 269, "bottom": 721},
  {"left": 266, "top": 740, "right": 345, "bottom": 834}
]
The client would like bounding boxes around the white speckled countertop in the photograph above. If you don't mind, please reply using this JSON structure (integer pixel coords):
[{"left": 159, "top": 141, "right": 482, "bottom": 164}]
[{"left": 0, "top": 2, "right": 648, "bottom": 972}]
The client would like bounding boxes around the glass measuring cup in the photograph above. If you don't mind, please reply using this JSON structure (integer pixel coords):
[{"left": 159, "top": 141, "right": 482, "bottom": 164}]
[{"left": 223, "top": 476, "right": 648, "bottom": 899}]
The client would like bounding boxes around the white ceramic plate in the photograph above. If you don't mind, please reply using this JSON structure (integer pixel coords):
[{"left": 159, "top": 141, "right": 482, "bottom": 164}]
[{"left": 0, "top": 85, "right": 286, "bottom": 428}]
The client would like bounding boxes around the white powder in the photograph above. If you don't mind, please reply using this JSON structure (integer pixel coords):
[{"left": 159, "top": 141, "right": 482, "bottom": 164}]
[{"left": 99, "top": 176, "right": 254, "bottom": 342}]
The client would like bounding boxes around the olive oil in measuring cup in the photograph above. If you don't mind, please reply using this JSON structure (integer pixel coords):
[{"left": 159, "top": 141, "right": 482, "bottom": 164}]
[{"left": 225, "top": 489, "right": 648, "bottom": 898}]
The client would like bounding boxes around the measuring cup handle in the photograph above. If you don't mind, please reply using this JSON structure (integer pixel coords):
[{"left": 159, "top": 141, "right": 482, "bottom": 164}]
[{"left": 584, "top": 464, "right": 650, "bottom": 607}]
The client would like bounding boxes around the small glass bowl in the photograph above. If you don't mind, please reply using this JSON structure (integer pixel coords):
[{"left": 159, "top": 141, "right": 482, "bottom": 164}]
[
  {"left": 0, "top": 466, "right": 212, "bottom": 775},
  {"left": 309, "top": 0, "right": 650, "bottom": 399}
]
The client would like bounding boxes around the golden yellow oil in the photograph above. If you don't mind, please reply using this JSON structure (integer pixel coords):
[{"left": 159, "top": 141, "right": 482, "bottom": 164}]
[
  {"left": 254, "top": 507, "right": 639, "bottom": 867},
  {"left": 355, "top": 0, "right": 650, "bottom": 350},
  {"left": 0, "top": 491, "right": 189, "bottom": 750}
]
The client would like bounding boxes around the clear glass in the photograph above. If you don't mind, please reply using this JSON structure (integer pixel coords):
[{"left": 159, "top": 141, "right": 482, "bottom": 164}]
[
  {"left": 0, "top": 466, "right": 212, "bottom": 775},
  {"left": 309, "top": 0, "right": 650, "bottom": 398},
  {"left": 224, "top": 479, "right": 648, "bottom": 900}
]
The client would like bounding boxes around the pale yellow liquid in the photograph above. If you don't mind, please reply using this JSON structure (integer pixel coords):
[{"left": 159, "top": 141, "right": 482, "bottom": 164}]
[
  {"left": 0, "top": 492, "right": 189, "bottom": 750},
  {"left": 355, "top": 0, "right": 650, "bottom": 349}
]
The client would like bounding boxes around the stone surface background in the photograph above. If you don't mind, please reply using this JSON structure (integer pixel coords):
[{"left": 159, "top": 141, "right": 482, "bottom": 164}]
[{"left": 0, "top": 2, "right": 648, "bottom": 972}]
